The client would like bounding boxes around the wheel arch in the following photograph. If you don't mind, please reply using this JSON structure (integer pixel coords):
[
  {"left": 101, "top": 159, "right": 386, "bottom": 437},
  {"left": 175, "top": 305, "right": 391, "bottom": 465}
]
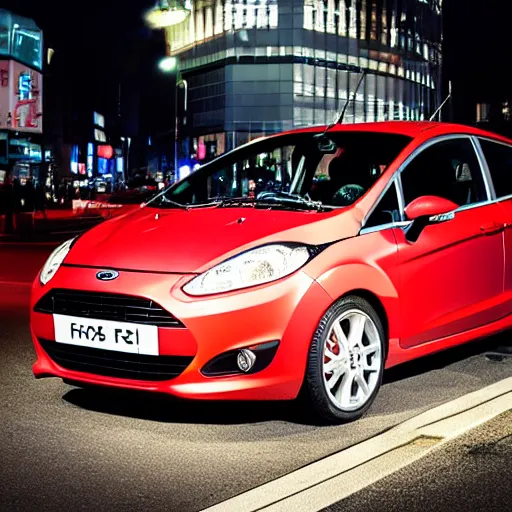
[{"left": 313, "top": 262, "right": 400, "bottom": 355}]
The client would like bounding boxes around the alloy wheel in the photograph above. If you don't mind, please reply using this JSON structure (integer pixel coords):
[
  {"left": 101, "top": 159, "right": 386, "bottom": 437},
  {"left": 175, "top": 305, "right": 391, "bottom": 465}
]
[{"left": 322, "top": 309, "right": 382, "bottom": 412}]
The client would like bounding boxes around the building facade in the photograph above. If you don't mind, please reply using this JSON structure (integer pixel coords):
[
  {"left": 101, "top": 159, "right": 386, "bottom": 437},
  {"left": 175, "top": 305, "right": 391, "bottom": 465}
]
[
  {"left": 0, "top": 9, "right": 44, "bottom": 186},
  {"left": 165, "top": 0, "right": 442, "bottom": 171}
]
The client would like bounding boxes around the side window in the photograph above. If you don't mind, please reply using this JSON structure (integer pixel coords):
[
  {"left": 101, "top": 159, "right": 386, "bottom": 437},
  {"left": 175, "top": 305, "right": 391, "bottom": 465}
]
[
  {"left": 400, "top": 138, "right": 488, "bottom": 208},
  {"left": 364, "top": 181, "right": 401, "bottom": 229},
  {"left": 479, "top": 139, "right": 512, "bottom": 198}
]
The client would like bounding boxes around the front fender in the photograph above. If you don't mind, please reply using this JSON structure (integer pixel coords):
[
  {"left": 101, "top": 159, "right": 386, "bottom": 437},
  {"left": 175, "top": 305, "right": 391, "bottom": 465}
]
[{"left": 301, "top": 232, "right": 401, "bottom": 342}]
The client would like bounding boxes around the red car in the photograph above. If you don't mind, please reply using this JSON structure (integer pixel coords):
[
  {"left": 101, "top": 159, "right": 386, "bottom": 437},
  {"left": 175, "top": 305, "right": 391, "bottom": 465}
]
[{"left": 30, "top": 121, "right": 512, "bottom": 423}]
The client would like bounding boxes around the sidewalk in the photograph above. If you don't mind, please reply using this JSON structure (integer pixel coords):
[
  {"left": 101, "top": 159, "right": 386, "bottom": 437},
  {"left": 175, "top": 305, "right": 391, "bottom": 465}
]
[{"left": 323, "top": 410, "right": 512, "bottom": 512}]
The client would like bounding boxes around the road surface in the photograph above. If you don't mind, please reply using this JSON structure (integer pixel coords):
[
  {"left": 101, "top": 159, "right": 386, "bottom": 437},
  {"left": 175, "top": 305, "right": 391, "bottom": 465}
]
[
  {"left": 323, "top": 410, "right": 512, "bottom": 512},
  {"left": 1, "top": 242, "right": 511, "bottom": 511}
]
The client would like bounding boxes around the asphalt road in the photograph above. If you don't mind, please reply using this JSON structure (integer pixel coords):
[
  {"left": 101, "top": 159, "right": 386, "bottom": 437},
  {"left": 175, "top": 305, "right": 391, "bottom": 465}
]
[
  {"left": 323, "top": 410, "right": 512, "bottom": 512},
  {"left": 1, "top": 281, "right": 511, "bottom": 512}
]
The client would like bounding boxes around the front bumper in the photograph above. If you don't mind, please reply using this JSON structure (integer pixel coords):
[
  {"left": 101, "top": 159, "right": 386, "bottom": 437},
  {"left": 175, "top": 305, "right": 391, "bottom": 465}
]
[{"left": 30, "top": 265, "right": 333, "bottom": 400}]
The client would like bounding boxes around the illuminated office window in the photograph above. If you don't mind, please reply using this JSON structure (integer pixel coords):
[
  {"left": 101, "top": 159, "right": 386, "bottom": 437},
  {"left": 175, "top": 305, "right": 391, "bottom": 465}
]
[
  {"left": 348, "top": 4, "right": 357, "bottom": 38},
  {"left": 304, "top": 0, "right": 314, "bottom": 29},
  {"left": 381, "top": 7, "right": 387, "bottom": 45},
  {"left": 338, "top": 0, "right": 347, "bottom": 36},
  {"left": 256, "top": 1, "right": 267, "bottom": 28},
  {"left": 246, "top": 4, "right": 257, "bottom": 28},
  {"left": 234, "top": 3, "right": 244, "bottom": 29},
  {"left": 224, "top": 1, "right": 233, "bottom": 30},
  {"left": 326, "top": 0, "right": 336, "bottom": 33},
  {"left": 370, "top": 0, "right": 377, "bottom": 39},
  {"left": 314, "top": 0, "right": 324, "bottom": 32},
  {"left": 205, "top": 6, "right": 214, "bottom": 38},
  {"left": 360, "top": 0, "right": 367, "bottom": 39},
  {"left": 390, "top": 8, "right": 397, "bottom": 47},
  {"left": 196, "top": 8, "right": 204, "bottom": 40},
  {"left": 214, "top": 0, "right": 223, "bottom": 34},
  {"left": 269, "top": 3, "right": 278, "bottom": 27}
]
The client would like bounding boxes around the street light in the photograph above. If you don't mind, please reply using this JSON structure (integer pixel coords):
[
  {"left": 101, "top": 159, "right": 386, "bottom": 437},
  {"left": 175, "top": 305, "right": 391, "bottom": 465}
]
[
  {"left": 158, "top": 56, "right": 178, "bottom": 72},
  {"left": 175, "top": 78, "right": 188, "bottom": 177},
  {"left": 143, "top": 0, "right": 191, "bottom": 29}
]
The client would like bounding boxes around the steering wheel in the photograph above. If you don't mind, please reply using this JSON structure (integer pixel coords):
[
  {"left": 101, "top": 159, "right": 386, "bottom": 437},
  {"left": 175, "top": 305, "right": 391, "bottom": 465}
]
[{"left": 332, "top": 184, "right": 365, "bottom": 206}]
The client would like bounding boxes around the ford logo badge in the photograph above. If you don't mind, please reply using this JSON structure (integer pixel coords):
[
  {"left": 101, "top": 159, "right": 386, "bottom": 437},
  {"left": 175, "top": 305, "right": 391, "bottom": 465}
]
[{"left": 96, "top": 270, "right": 119, "bottom": 281}]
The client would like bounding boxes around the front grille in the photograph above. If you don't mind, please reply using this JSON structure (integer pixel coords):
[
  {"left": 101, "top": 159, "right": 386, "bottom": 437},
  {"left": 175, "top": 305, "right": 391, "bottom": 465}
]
[
  {"left": 34, "top": 289, "right": 184, "bottom": 328},
  {"left": 39, "top": 338, "right": 193, "bottom": 381}
]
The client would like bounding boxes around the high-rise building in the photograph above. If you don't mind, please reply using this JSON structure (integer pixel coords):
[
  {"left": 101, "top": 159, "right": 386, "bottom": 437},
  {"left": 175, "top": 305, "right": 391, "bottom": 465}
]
[{"left": 165, "top": 0, "right": 442, "bottom": 170}]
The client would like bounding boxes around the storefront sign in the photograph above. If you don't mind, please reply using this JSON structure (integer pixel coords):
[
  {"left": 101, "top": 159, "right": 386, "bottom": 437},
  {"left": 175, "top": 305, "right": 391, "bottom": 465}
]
[{"left": 0, "top": 60, "right": 43, "bottom": 133}]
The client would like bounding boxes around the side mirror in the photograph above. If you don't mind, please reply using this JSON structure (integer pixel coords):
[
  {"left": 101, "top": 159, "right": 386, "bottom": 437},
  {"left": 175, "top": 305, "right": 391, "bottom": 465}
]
[{"left": 404, "top": 195, "right": 458, "bottom": 222}]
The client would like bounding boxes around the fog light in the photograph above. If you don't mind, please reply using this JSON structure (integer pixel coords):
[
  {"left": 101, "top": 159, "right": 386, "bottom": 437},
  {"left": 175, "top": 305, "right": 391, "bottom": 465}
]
[
  {"left": 201, "top": 340, "right": 279, "bottom": 377},
  {"left": 237, "top": 349, "right": 256, "bottom": 372}
]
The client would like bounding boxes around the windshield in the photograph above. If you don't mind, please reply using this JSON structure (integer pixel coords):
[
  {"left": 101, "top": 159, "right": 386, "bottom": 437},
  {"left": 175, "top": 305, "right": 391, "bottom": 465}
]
[{"left": 149, "top": 132, "right": 412, "bottom": 211}]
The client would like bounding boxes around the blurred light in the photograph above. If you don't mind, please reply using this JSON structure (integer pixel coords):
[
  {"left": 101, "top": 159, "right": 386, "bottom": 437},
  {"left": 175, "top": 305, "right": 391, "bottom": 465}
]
[
  {"left": 197, "top": 140, "right": 206, "bottom": 160},
  {"left": 179, "top": 165, "right": 190, "bottom": 179},
  {"left": 47, "top": 48, "right": 55, "bottom": 65},
  {"left": 144, "top": 0, "right": 191, "bottom": 28},
  {"left": 97, "top": 145, "right": 114, "bottom": 159},
  {"left": 158, "top": 56, "right": 177, "bottom": 72},
  {"left": 193, "top": 163, "right": 201, "bottom": 171},
  {"left": 70, "top": 145, "right": 79, "bottom": 174}
]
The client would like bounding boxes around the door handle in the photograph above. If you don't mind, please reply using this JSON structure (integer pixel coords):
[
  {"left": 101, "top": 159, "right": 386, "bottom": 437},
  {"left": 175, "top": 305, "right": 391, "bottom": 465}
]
[{"left": 480, "top": 223, "right": 505, "bottom": 235}]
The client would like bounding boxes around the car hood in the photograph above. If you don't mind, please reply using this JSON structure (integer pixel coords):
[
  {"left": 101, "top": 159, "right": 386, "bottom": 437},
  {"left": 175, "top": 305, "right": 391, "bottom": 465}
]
[{"left": 65, "top": 205, "right": 362, "bottom": 273}]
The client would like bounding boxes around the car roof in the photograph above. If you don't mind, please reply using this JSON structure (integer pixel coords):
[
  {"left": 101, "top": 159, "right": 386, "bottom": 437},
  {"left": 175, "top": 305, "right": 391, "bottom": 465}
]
[{"left": 280, "top": 121, "right": 512, "bottom": 144}]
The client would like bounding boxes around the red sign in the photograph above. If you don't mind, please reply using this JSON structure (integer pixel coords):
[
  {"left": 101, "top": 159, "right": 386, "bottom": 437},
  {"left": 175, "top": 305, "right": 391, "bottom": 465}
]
[{"left": 97, "top": 145, "right": 114, "bottom": 159}]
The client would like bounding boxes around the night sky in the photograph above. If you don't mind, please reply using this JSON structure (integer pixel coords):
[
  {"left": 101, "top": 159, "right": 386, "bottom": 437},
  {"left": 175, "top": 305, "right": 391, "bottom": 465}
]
[{"left": 1, "top": 0, "right": 510, "bottom": 125}]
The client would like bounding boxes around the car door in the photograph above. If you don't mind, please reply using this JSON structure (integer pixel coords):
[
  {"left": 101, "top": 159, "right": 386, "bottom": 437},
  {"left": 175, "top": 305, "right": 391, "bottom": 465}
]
[
  {"left": 475, "top": 137, "right": 512, "bottom": 299},
  {"left": 395, "top": 135, "right": 506, "bottom": 349}
]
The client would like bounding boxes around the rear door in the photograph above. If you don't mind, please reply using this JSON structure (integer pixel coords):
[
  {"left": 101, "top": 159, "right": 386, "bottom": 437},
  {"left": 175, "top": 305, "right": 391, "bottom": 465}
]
[{"left": 395, "top": 136, "right": 506, "bottom": 348}]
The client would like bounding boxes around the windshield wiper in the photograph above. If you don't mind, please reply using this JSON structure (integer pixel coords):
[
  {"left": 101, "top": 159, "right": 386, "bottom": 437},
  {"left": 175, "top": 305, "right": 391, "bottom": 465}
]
[
  {"left": 148, "top": 196, "right": 223, "bottom": 210},
  {"left": 218, "top": 195, "right": 329, "bottom": 212},
  {"left": 146, "top": 195, "right": 189, "bottom": 209}
]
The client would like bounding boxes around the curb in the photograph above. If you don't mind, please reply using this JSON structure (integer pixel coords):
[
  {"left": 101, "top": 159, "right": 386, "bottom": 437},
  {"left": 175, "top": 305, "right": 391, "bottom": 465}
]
[{"left": 201, "top": 377, "right": 512, "bottom": 512}]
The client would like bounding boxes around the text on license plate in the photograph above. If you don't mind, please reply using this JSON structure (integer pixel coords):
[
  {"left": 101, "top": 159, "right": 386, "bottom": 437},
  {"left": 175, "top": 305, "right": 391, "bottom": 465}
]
[{"left": 53, "top": 314, "right": 159, "bottom": 355}]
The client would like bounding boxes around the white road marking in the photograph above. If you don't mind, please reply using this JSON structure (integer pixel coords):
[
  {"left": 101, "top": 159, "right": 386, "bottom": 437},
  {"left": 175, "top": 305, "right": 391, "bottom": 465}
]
[{"left": 201, "top": 377, "right": 512, "bottom": 512}]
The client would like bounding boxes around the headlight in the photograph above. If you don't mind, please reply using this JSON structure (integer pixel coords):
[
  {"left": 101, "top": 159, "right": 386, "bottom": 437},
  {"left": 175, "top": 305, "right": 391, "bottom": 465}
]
[
  {"left": 39, "top": 238, "right": 76, "bottom": 286},
  {"left": 183, "top": 243, "right": 312, "bottom": 296}
]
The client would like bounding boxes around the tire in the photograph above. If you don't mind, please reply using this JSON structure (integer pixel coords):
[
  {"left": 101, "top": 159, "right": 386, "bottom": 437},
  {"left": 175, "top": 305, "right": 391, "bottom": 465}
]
[{"left": 302, "top": 295, "right": 386, "bottom": 424}]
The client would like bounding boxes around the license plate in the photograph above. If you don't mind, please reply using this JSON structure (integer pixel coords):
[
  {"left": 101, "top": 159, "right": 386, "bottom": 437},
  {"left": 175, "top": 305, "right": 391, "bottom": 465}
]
[{"left": 53, "top": 314, "right": 159, "bottom": 355}]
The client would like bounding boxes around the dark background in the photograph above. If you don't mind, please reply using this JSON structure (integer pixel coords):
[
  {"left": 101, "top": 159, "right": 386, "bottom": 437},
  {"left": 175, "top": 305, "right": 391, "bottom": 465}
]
[{"left": 1, "top": 0, "right": 509, "bottom": 134}]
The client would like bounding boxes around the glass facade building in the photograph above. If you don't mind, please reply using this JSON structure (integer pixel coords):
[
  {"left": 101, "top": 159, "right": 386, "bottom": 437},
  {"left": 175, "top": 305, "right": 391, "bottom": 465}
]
[{"left": 165, "top": 0, "right": 442, "bottom": 163}]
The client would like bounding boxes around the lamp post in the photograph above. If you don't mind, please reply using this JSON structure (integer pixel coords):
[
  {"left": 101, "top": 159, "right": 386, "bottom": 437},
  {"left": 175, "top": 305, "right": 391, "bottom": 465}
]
[
  {"left": 158, "top": 56, "right": 187, "bottom": 180},
  {"left": 174, "top": 78, "right": 188, "bottom": 178},
  {"left": 146, "top": 1, "right": 191, "bottom": 181}
]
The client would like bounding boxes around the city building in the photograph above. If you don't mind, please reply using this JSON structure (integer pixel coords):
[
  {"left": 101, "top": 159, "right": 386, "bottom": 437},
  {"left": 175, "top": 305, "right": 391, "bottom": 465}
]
[
  {"left": 164, "top": 0, "right": 442, "bottom": 175},
  {"left": 0, "top": 8, "right": 43, "bottom": 186}
]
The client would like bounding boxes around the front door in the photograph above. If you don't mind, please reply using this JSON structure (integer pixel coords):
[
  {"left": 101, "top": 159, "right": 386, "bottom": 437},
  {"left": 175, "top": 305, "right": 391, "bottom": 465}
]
[{"left": 395, "top": 136, "right": 506, "bottom": 349}]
